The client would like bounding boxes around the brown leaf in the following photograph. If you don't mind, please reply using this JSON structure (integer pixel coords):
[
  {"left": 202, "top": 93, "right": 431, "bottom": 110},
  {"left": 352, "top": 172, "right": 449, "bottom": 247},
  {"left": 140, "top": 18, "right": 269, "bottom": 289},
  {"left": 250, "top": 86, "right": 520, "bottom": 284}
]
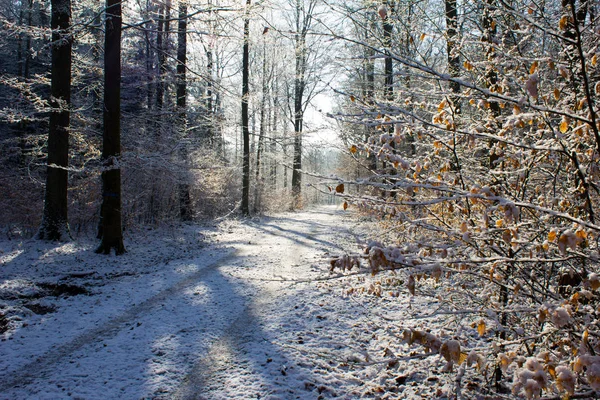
[
  {"left": 335, "top": 184, "right": 345, "bottom": 193},
  {"left": 559, "top": 15, "right": 568, "bottom": 31},
  {"left": 529, "top": 61, "right": 538, "bottom": 74},
  {"left": 477, "top": 319, "right": 486, "bottom": 337},
  {"left": 343, "top": 201, "right": 348, "bottom": 210},
  {"left": 407, "top": 275, "right": 415, "bottom": 296}
]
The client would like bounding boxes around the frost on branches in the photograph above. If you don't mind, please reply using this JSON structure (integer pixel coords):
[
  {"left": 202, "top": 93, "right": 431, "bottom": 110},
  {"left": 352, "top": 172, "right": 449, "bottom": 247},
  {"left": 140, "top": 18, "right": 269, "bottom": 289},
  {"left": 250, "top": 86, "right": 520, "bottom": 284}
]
[{"left": 327, "top": 0, "right": 600, "bottom": 398}]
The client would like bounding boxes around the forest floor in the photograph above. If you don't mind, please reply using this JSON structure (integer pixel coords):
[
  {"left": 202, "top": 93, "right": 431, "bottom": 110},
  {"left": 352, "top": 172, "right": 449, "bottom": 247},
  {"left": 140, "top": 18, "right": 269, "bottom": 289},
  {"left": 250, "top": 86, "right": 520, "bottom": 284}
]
[{"left": 0, "top": 206, "right": 481, "bottom": 399}]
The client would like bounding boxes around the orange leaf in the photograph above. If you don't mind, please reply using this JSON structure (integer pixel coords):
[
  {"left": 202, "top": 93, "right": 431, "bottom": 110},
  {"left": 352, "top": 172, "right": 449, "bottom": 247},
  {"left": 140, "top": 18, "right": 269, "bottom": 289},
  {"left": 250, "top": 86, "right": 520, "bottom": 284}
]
[
  {"left": 477, "top": 320, "right": 486, "bottom": 337},
  {"left": 343, "top": 201, "right": 348, "bottom": 210},
  {"left": 438, "top": 99, "right": 447, "bottom": 112},
  {"left": 349, "top": 144, "right": 358, "bottom": 154},
  {"left": 559, "top": 15, "right": 568, "bottom": 31},
  {"left": 560, "top": 119, "right": 569, "bottom": 133},
  {"left": 530, "top": 61, "right": 538, "bottom": 74}
]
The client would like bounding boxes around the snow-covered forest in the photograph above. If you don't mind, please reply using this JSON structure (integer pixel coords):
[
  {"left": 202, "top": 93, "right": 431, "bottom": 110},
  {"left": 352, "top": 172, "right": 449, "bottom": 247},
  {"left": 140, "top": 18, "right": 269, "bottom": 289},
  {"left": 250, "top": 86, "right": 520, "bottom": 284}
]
[{"left": 2, "top": 0, "right": 600, "bottom": 398}]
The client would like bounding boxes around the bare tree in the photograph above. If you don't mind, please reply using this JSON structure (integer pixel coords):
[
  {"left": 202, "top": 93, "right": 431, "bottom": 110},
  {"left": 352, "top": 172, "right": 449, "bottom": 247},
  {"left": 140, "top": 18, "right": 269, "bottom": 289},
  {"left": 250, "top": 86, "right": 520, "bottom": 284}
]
[
  {"left": 241, "top": 0, "right": 251, "bottom": 216},
  {"left": 37, "top": 0, "right": 72, "bottom": 241},
  {"left": 177, "top": 0, "right": 191, "bottom": 221},
  {"left": 96, "top": 0, "right": 125, "bottom": 255},
  {"left": 290, "top": 0, "right": 317, "bottom": 209}
]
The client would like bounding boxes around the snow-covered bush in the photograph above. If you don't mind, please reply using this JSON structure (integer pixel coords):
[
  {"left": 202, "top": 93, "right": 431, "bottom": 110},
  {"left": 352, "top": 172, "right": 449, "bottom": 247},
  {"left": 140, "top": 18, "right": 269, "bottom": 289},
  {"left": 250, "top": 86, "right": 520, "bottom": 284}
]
[{"left": 329, "top": 0, "right": 600, "bottom": 397}]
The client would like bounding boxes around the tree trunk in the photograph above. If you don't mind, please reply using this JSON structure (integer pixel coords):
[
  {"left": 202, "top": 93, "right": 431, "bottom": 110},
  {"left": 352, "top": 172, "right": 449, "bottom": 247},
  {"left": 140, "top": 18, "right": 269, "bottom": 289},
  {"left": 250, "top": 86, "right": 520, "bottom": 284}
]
[
  {"left": 270, "top": 78, "right": 278, "bottom": 189},
  {"left": 155, "top": 4, "right": 165, "bottom": 113},
  {"left": 177, "top": 0, "right": 191, "bottom": 221},
  {"left": 291, "top": 0, "right": 307, "bottom": 209},
  {"left": 254, "top": 35, "right": 268, "bottom": 213},
  {"left": 445, "top": 0, "right": 460, "bottom": 113},
  {"left": 206, "top": 0, "right": 215, "bottom": 147},
  {"left": 144, "top": 0, "right": 153, "bottom": 110},
  {"left": 17, "top": 3, "right": 24, "bottom": 76},
  {"left": 482, "top": 0, "right": 500, "bottom": 169},
  {"left": 96, "top": 0, "right": 125, "bottom": 255},
  {"left": 365, "top": 13, "right": 376, "bottom": 171},
  {"left": 241, "top": 0, "right": 251, "bottom": 215},
  {"left": 206, "top": 46, "right": 214, "bottom": 143},
  {"left": 381, "top": 2, "right": 396, "bottom": 196},
  {"left": 37, "top": 0, "right": 72, "bottom": 241},
  {"left": 24, "top": 0, "right": 33, "bottom": 78}
]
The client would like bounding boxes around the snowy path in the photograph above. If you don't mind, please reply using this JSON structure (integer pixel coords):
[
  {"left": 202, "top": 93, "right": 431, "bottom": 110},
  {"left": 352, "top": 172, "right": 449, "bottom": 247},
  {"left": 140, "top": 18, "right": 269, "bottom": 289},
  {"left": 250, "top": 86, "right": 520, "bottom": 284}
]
[
  {"left": 1, "top": 206, "right": 464, "bottom": 399},
  {"left": 2, "top": 206, "right": 379, "bottom": 399}
]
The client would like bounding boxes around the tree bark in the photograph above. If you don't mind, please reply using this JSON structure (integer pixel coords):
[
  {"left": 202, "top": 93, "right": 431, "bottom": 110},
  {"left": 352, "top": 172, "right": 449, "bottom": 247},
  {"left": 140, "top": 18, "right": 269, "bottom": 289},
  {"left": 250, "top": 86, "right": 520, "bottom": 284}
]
[
  {"left": 365, "top": 13, "right": 376, "bottom": 171},
  {"left": 37, "top": 0, "right": 72, "bottom": 241},
  {"left": 291, "top": 0, "right": 310, "bottom": 209},
  {"left": 445, "top": 0, "right": 460, "bottom": 113},
  {"left": 482, "top": 0, "right": 500, "bottom": 170},
  {"left": 24, "top": 0, "right": 33, "bottom": 78},
  {"left": 96, "top": 0, "right": 125, "bottom": 255},
  {"left": 155, "top": 4, "right": 166, "bottom": 113},
  {"left": 241, "top": 0, "right": 251, "bottom": 215},
  {"left": 381, "top": 1, "right": 396, "bottom": 196},
  {"left": 254, "top": 34, "right": 269, "bottom": 213},
  {"left": 177, "top": 0, "right": 191, "bottom": 221}
]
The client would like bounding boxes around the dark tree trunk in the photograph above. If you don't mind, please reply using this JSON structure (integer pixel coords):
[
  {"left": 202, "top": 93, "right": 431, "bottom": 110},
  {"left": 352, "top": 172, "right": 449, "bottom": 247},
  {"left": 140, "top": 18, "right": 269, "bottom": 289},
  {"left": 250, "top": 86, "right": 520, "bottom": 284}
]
[
  {"left": 177, "top": 1, "right": 191, "bottom": 221},
  {"left": 144, "top": 0, "right": 153, "bottom": 110},
  {"left": 291, "top": 66, "right": 304, "bottom": 209},
  {"left": 365, "top": 15, "right": 376, "bottom": 171},
  {"left": 155, "top": 4, "right": 165, "bottom": 113},
  {"left": 37, "top": 0, "right": 72, "bottom": 241},
  {"left": 206, "top": 47, "right": 214, "bottom": 143},
  {"left": 17, "top": 3, "right": 24, "bottom": 76},
  {"left": 382, "top": 8, "right": 393, "bottom": 103},
  {"left": 241, "top": 0, "right": 251, "bottom": 215},
  {"left": 445, "top": 0, "right": 460, "bottom": 113},
  {"left": 206, "top": 1, "right": 215, "bottom": 146},
  {"left": 291, "top": 0, "right": 308, "bottom": 209},
  {"left": 24, "top": 0, "right": 33, "bottom": 78},
  {"left": 482, "top": 0, "right": 500, "bottom": 169},
  {"left": 96, "top": 0, "right": 125, "bottom": 255},
  {"left": 382, "top": 2, "right": 396, "bottom": 196}
]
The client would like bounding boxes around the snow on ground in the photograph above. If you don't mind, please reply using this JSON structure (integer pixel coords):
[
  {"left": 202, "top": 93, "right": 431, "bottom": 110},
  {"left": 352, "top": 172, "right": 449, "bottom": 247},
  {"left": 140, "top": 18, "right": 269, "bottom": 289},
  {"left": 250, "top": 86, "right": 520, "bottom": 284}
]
[{"left": 1, "top": 206, "right": 480, "bottom": 399}]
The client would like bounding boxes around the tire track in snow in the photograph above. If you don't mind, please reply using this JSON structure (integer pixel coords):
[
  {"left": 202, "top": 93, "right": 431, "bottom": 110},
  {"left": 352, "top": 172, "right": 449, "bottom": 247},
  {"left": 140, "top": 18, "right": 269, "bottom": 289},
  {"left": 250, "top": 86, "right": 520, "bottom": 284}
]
[
  {"left": 172, "top": 207, "right": 350, "bottom": 399},
  {"left": 0, "top": 250, "right": 238, "bottom": 393},
  {"left": 171, "top": 297, "right": 259, "bottom": 400}
]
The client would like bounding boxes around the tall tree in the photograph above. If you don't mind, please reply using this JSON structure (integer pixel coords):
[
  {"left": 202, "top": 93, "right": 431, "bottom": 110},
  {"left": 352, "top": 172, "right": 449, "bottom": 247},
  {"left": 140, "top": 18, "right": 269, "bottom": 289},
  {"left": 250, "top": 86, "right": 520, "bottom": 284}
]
[
  {"left": 177, "top": 0, "right": 191, "bottom": 220},
  {"left": 254, "top": 29, "right": 269, "bottom": 213},
  {"left": 96, "top": 0, "right": 125, "bottom": 255},
  {"left": 37, "top": 0, "right": 72, "bottom": 241},
  {"left": 23, "top": 0, "right": 33, "bottom": 78},
  {"left": 241, "top": 0, "right": 251, "bottom": 215},
  {"left": 290, "top": 0, "right": 316, "bottom": 209}
]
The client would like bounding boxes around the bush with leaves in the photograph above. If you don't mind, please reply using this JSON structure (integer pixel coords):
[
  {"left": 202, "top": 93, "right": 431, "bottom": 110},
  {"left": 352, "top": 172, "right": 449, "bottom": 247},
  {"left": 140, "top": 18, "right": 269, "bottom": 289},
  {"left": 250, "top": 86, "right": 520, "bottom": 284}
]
[{"left": 328, "top": 0, "right": 600, "bottom": 397}]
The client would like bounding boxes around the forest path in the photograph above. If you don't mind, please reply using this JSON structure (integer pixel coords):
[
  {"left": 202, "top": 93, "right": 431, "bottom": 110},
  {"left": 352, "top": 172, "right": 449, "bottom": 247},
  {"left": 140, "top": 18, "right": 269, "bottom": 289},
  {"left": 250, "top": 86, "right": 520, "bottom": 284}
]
[
  {"left": 1, "top": 205, "right": 362, "bottom": 399},
  {"left": 172, "top": 205, "right": 355, "bottom": 399}
]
